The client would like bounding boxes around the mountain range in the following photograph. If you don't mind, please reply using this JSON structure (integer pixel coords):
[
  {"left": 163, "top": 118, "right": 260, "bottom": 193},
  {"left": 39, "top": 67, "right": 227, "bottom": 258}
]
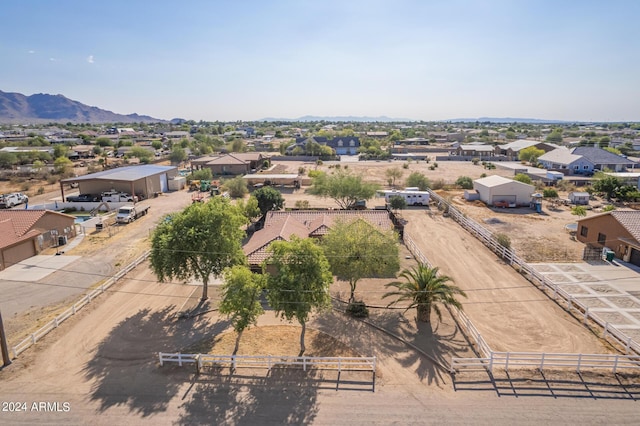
[
  {"left": 260, "top": 115, "right": 413, "bottom": 122},
  {"left": 0, "top": 90, "right": 164, "bottom": 124}
]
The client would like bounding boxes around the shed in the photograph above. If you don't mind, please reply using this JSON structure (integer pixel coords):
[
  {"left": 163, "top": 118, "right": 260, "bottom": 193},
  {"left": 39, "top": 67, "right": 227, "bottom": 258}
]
[
  {"left": 60, "top": 165, "right": 178, "bottom": 201},
  {"left": 568, "top": 191, "right": 590, "bottom": 205},
  {"left": 473, "top": 175, "right": 535, "bottom": 207}
]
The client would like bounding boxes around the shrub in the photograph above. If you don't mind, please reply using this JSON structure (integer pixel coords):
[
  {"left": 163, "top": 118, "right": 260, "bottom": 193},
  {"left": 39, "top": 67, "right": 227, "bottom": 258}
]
[
  {"left": 294, "top": 200, "right": 310, "bottom": 209},
  {"left": 298, "top": 166, "right": 306, "bottom": 175},
  {"left": 471, "top": 158, "right": 480, "bottom": 165},
  {"left": 495, "top": 233, "right": 511, "bottom": 249},
  {"left": 346, "top": 301, "right": 369, "bottom": 318},
  {"left": 37, "top": 186, "right": 45, "bottom": 195},
  {"left": 430, "top": 179, "right": 445, "bottom": 190},
  {"left": 602, "top": 205, "right": 615, "bottom": 212},
  {"left": 402, "top": 163, "right": 409, "bottom": 169},
  {"left": 455, "top": 176, "right": 473, "bottom": 189},
  {"left": 514, "top": 173, "right": 533, "bottom": 185},
  {"left": 543, "top": 188, "right": 558, "bottom": 198}
]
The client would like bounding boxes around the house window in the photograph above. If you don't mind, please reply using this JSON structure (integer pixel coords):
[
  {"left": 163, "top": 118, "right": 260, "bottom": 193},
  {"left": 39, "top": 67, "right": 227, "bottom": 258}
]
[
  {"left": 580, "top": 226, "right": 588, "bottom": 237},
  {"left": 583, "top": 165, "right": 589, "bottom": 170},
  {"left": 574, "top": 165, "right": 579, "bottom": 170},
  {"left": 597, "top": 232, "right": 607, "bottom": 245}
]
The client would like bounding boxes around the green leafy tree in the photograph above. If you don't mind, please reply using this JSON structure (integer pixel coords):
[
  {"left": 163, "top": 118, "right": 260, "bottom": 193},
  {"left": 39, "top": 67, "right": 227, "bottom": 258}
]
[
  {"left": 455, "top": 176, "right": 473, "bottom": 189},
  {"left": 238, "top": 196, "right": 261, "bottom": 223},
  {"left": 383, "top": 264, "right": 466, "bottom": 323},
  {"left": 151, "top": 140, "right": 163, "bottom": 150},
  {"left": 189, "top": 168, "right": 213, "bottom": 182},
  {"left": 518, "top": 146, "right": 545, "bottom": 165},
  {"left": 0, "top": 152, "right": 18, "bottom": 168},
  {"left": 130, "top": 146, "right": 153, "bottom": 163},
  {"left": 513, "top": 173, "right": 533, "bottom": 185},
  {"left": 546, "top": 130, "right": 563, "bottom": 143},
  {"left": 223, "top": 176, "right": 248, "bottom": 198},
  {"left": 385, "top": 167, "right": 403, "bottom": 188},
  {"left": 389, "top": 195, "right": 407, "bottom": 212},
  {"left": 266, "top": 237, "right": 333, "bottom": 356},
  {"left": 321, "top": 219, "right": 400, "bottom": 303},
  {"left": 571, "top": 206, "right": 587, "bottom": 217},
  {"left": 169, "top": 147, "right": 187, "bottom": 164},
  {"left": 309, "top": 169, "right": 379, "bottom": 209},
  {"left": 53, "top": 144, "right": 68, "bottom": 159},
  {"left": 603, "top": 147, "right": 622, "bottom": 156},
  {"left": 253, "top": 186, "right": 284, "bottom": 215},
  {"left": 219, "top": 265, "right": 266, "bottom": 354},
  {"left": 95, "top": 137, "right": 112, "bottom": 147},
  {"left": 53, "top": 156, "right": 73, "bottom": 176},
  {"left": 592, "top": 175, "right": 621, "bottom": 200},
  {"left": 150, "top": 198, "right": 247, "bottom": 301},
  {"left": 405, "top": 172, "right": 431, "bottom": 190},
  {"left": 542, "top": 188, "right": 558, "bottom": 198}
]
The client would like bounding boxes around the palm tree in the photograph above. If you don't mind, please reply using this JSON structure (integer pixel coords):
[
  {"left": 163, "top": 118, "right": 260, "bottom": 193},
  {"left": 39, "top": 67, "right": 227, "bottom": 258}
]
[{"left": 383, "top": 264, "right": 467, "bottom": 323}]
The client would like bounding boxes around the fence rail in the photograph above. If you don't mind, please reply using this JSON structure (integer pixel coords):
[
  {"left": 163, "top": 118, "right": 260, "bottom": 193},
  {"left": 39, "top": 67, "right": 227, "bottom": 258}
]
[
  {"left": 158, "top": 353, "right": 377, "bottom": 373},
  {"left": 451, "top": 352, "right": 640, "bottom": 374},
  {"left": 426, "top": 189, "right": 640, "bottom": 356},
  {"left": 11, "top": 251, "right": 151, "bottom": 359}
]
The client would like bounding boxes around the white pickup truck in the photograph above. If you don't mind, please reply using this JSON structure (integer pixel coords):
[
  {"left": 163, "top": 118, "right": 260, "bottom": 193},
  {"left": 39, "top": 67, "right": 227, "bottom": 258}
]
[
  {"left": 115, "top": 204, "right": 150, "bottom": 224},
  {"left": 0, "top": 192, "right": 29, "bottom": 209},
  {"left": 101, "top": 191, "right": 138, "bottom": 203}
]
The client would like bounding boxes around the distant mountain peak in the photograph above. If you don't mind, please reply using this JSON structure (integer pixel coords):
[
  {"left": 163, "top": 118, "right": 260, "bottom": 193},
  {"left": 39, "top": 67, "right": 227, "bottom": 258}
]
[
  {"left": 260, "top": 115, "right": 413, "bottom": 122},
  {"left": 0, "top": 90, "right": 165, "bottom": 123}
]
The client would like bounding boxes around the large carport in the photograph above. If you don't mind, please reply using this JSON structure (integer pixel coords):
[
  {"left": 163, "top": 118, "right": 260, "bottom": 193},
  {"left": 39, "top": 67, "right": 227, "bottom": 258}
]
[{"left": 60, "top": 165, "right": 178, "bottom": 201}]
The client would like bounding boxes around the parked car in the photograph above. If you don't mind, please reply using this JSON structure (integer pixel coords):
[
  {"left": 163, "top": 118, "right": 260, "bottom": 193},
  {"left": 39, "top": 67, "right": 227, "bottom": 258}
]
[
  {"left": 66, "top": 193, "right": 99, "bottom": 202},
  {"left": 0, "top": 192, "right": 28, "bottom": 209}
]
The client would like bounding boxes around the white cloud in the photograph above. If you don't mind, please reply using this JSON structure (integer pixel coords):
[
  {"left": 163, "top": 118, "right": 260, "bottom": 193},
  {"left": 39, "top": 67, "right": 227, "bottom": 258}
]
[
  {"left": 87, "top": 55, "right": 94, "bottom": 64},
  {"left": 28, "top": 50, "right": 35, "bottom": 54},
  {"left": 49, "top": 57, "right": 56, "bottom": 61}
]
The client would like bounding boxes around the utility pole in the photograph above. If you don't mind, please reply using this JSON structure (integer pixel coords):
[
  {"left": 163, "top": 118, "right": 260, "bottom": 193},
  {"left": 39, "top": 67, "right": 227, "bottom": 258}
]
[{"left": 0, "top": 310, "right": 11, "bottom": 367}]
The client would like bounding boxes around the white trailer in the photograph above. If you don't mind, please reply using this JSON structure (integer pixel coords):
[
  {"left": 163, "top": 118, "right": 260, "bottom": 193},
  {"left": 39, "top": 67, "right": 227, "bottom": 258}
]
[{"left": 380, "top": 190, "right": 430, "bottom": 206}]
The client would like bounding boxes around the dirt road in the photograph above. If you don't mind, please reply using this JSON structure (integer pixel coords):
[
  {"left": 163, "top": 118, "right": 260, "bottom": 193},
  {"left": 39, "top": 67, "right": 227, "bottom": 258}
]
[
  {"left": 402, "top": 208, "right": 611, "bottom": 353},
  {"left": 1, "top": 263, "right": 638, "bottom": 425}
]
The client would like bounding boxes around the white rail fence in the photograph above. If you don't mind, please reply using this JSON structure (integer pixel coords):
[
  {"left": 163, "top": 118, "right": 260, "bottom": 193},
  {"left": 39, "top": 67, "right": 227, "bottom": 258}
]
[
  {"left": 158, "top": 353, "right": 377, "bottom": 374},
  {"left": 426, "top": 189, "right": 640, "bottom": 356},
  {"left": 11, "top": 251, "right": 151, "bottom": 359},
  {"left": 451, "top": 352, "right": 640, "bottom": 374}
]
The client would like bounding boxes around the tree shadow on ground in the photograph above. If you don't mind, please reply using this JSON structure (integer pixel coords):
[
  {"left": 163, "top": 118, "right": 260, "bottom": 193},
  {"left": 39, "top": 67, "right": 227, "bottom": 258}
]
[
  {"left": 452, "top": 369, "right": 640, "bottom": 400},
  {"left": 311, "top": 307, "right": 470, "bottom": 387},
  {"left": 83, "top": 305, "right": 230, "bottom": 417},
  {"left": 176, "top": 366, "right": 320, "bottom": 425}
]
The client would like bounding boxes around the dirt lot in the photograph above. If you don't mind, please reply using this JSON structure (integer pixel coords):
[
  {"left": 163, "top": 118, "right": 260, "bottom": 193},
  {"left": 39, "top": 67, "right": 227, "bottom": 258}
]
[{"left": 1, "top": 159, "right": 638, "bottom": 423}]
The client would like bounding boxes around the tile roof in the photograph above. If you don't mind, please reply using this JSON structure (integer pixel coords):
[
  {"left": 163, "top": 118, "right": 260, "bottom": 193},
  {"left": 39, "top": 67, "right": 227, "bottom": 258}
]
[
  {"left": 0, "top": 217, "right": 42, "bottom": 249},
  {"left": 243, "top": 210, "right": 393, "bottom": 264},
  {"left": 611, "top": 211, "right": 640, "bottom": 242},
  {"left": 0, "top": 210, "right": 48, "bottom": 236}
]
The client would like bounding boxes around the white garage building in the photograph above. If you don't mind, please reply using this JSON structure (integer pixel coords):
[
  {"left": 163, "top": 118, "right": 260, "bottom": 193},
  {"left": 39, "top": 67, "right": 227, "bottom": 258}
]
[{"left": 472, "top": 175, "right": 535, "bottom": 207}]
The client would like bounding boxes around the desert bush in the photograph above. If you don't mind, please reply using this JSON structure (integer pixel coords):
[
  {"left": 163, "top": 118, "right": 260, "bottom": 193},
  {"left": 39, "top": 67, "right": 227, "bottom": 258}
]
[
  {"left": 495, "top": 233, "right": 511, "bottom": 249},
  {"left": 346, "top": 301, "right": 369, "bottom": 318},
  {"left": 430, "top": 179, "right": 445, "bottom": 190}
]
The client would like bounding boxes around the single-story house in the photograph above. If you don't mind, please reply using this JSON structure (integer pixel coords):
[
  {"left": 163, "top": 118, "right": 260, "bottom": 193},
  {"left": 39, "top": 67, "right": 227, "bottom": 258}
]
[
  {"left": 0, "top": 210, "right": 76, "bottom": 270},
  {"left": 537, "top": 148, "right": 595, "bottom": 175},
  {"left": 576, "top": 210, "right": 640, "bottom": 266},
  {"left": 568, "top": 191, "right": 590, "bottom": 205},
  {"left": 472, "top": 175, "right": 535, "bottom": 207},
  {"left": 495, "top": 139, "right": 557, "bottom": 160},
  {"left": 451, "top": 144, "right": 497, "bottom": 159},
  {"left": 60, "top": 164, "right": 178, "bottom": 201},
  {"left": 538, "top": 147, "right": 637, "bottom": 175},
  {"left": 243, "top": 210, "right": 393, "bottom": 270},
  {"left": 191, "top": 153, "right": 266, "bottom": 176},
  {"left": 572, "top": 147, "right": 638, "bottom": 172}
]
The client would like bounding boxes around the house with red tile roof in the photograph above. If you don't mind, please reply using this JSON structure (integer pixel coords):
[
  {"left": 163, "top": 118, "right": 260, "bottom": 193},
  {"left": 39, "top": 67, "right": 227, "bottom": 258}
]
[
  {"left": 0, "top": 210, "right": 76, "bottom": 270},
  {"left": 243, "top": 210, "right": 393, "bottom": 270}
]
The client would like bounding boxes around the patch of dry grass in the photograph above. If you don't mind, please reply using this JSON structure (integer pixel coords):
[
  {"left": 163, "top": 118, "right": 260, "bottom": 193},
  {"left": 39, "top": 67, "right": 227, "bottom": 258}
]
[{"left": 185, "top": 325, "right": 361, "bottom": 357}]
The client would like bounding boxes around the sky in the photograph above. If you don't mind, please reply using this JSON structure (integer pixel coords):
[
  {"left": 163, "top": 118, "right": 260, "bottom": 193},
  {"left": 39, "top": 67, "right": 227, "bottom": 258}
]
[{"left": 1, "top": 0, "right": 639, "bottom": 122}]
